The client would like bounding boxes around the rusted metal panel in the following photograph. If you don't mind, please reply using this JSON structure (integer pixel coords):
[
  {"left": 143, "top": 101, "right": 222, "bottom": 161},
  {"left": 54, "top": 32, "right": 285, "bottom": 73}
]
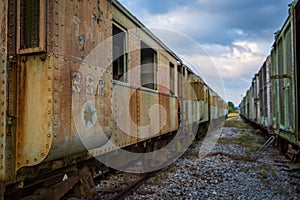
[
  {"left": 169, "top": 95, "right": 178, "bottom": 131},
  {"left": 112, "top": 82, "right": 138, "bottom": 148},
  {"left": 294, "top": 1, "right": 300, "bottom": 140},
  {"left": 161, "top": 94, "right": 178, "bottom": 134},
  {"left": 53, "top": 0, "right": 112, "bottom": 58},
  {"left": 46, "top": 55, "right": 113, "bottom": 161},
  {"left": 137, "top": 89, "right": 159, "bottom": 141},
  {"left": 7, "top": 0, "right": 16, "bottom": 56},
  {"left": 16, "top": 0, "right": 47, "bottom": 54},
  {"left": 4, "top": 59, "right": 17, "bottom": 184},
  {"left": 0, "top": 0, "right": 7, "bottom": 53},
  {"left": 270, "top": 16, "right": 296, "bottom": 134},
  {"left": 158, "top": 55, "right": 171, "bottom": 95},
  {"left": 159, "top": 93, "right": 170, "bottom": 134},
  {"left": 0, "top": 54, "right": 6, "bottom": 182},
  {"left": 16, "top": 55, "right": 53, "bottom": 170},
  {"left": 0, "top": 0, "right": 7, "bottom": 184},
  {"left": 128, "top": 31, "right": 141, "bottom": 87},
  {"left": 185, "top": 101, "right": 194, "bottom": 130}
]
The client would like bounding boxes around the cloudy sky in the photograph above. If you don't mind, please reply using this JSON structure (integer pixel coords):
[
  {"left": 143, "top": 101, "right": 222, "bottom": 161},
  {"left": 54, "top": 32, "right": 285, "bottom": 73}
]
[{"left": 118, "top": 0, "right": 290, "bottom": 105}]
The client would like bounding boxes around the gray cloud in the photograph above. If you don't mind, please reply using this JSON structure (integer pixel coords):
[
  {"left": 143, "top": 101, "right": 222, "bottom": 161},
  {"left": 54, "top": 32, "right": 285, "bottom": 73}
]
[{"left": 118, "top": 0, "right": 291, "bottom": 104}]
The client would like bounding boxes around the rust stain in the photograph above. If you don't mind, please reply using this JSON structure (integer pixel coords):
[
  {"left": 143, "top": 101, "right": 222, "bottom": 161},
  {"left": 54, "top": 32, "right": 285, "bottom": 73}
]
[{"left": 16, "top": 56, "right": 53, "bottom": 170}]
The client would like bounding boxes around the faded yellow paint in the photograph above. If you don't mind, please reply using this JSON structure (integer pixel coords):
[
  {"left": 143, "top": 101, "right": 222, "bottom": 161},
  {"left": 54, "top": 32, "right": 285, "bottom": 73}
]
[{"left": 16, "top": 56, "right": 53, "bottom": 170}]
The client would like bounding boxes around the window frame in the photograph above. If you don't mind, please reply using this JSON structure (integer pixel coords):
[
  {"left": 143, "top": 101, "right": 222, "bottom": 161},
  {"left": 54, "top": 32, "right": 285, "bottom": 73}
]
[
  {"left": 17, "top": 0, "right": 47, "bottom": 54},
  {"left": 112, "top": 22, "right": 129, "bottom": 82},
  {"left": 140, "top": 41, "right": 158, "bottom": 90},
  {"left": 169, "top": 62, "right": 175, "bottom": 95}
]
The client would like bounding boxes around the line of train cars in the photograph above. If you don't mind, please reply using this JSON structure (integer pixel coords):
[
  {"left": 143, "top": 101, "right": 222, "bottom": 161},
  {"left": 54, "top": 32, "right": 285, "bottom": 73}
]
[
  {"left": 240, "top": 0, "right": 300, "bottom": 154},
  {"left": 0, "top": 0, "right": 227, "bottom": 199}
]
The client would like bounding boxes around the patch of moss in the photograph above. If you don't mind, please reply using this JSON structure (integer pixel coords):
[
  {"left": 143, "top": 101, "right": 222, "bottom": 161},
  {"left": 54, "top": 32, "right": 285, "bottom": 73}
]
[{"left": 258, "top": 169, "right": 268, "bottom": 179}]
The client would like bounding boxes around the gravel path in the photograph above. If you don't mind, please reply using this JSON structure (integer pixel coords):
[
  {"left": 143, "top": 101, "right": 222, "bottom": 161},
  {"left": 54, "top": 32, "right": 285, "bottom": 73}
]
[{"left": 126, "top": 118, "right": 300, "bottom": 200}]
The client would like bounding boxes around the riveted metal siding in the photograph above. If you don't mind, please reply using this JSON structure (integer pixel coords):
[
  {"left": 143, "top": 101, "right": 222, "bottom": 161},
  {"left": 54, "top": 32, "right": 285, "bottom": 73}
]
[
  {"left": 266, "top": 56, "right": 272, "bottom": 129},
  {"left": 272, "top": 18, "right": 296, "bottom": 134},
  {"left": 47, "top": 56, "right": 113, "bottom": 161},
  {"left": 271, "top": 48, "right": 278, "bottom": 129},
  {"left": 137, "top": 89, "right": 160, "bottom": 141},
  {"left": 52, "top": 0, "right": 112, "bottom": 59},
  {"left": 0, "top": 54, "right": 6, "bottom": 183},
  {"left": 111, "top": 83, "right": 138, "bottom": 149},
  {"left": 15, "top": 55, "right": 53, "bottom": 170},
  {"left": 0, "top": 0, "right": 7, "bottom": 185},
  {"left": 15, "top": 0, "right": 114, "bottom": 165},
  {"left": 294, "top": 0, "right": 300, "bottom": 140}
]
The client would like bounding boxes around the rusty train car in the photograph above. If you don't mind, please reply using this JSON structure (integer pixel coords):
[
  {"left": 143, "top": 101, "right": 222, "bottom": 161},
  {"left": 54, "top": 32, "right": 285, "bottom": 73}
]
[
  {"left": 240, "top": 0, "right": 300, "bottom": 153},
  {"left": 0, "top": 0, "right": 227, "bottom": 199}
]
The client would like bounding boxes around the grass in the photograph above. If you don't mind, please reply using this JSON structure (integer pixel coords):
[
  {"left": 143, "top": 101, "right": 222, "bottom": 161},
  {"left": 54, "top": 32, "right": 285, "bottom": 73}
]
[
  {"left": 258, "top": 169, "right": 268, "bottom": 179},
  {"left": 221, "top": 118, "right": 265, "bottom": 154},
  {"left": 224, "top": 119, "right": 252, "bottom": 130}
]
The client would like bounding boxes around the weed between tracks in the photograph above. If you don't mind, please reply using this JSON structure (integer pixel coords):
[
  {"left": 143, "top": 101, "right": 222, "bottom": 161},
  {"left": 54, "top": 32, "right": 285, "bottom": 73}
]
[{"left": 220, "top": 118, "right": 265, "bottom": 154}]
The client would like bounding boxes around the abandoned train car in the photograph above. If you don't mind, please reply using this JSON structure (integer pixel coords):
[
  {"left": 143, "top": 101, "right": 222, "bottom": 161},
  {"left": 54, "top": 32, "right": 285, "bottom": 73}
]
[
  {"left": 0, "top": 0, "right": 227, "bottom": 199},
  {"left": 240, "top": 0, "right": 300, "bottom": 153}
]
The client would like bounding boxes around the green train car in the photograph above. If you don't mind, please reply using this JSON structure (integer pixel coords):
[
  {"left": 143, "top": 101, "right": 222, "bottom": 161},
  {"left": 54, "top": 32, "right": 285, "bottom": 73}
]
[{"left": 240, "top": 0, "right": 300, "bottom": 152}]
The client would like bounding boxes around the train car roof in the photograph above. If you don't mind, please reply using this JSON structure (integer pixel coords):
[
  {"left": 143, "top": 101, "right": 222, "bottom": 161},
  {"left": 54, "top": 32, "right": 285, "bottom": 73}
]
[
  {"left": 112, "top": 0, "right": 226, "bottom": 102},
  {"left": 112, "top": 0, "right": 182, "bottom": 63},
  {"left": 272, "top": 0, "right": 297, "bottom": 48}
]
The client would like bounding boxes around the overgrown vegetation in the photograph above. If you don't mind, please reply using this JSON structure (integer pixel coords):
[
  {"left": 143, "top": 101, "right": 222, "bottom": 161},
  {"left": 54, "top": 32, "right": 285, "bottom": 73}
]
[
  {"left": 227, "top": 101, "right": 239, "bottom": 113},
  {"left": 221, "top": 119, "right": 265, "bottom": 154}
]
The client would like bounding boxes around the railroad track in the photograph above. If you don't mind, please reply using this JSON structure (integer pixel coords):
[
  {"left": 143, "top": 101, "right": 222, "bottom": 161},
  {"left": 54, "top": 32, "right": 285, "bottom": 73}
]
[{"left": 101, "top": 173, "right": 155, "bottom": 200}]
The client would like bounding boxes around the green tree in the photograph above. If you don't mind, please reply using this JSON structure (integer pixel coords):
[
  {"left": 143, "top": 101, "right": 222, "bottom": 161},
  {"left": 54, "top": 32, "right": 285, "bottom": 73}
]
[{"left": 228, "top": 101, "right": 235, "bottom": 113}]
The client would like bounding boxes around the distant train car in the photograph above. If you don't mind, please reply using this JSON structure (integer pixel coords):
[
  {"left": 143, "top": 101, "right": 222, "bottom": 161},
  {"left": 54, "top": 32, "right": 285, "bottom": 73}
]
[
  {"left": 0, "top": 0, "right": 226, "bottom": 199},
  {"left": 240, "top": 0, "right": 300, "bottom": 153}
]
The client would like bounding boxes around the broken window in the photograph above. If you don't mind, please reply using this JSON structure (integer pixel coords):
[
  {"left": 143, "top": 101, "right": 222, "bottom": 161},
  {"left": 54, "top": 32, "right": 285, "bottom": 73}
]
[
  {"left": 113, "top": 24, "right": 128, "bottom": 82},
  {"left": 141, "top": 42, "right": 157, "bottom": 90}
]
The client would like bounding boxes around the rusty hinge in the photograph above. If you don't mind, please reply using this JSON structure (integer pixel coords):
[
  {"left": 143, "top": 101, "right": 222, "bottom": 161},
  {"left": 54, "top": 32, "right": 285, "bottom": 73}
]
[{"left": 270, "top": 74, "right": 292, "bottom": 79}]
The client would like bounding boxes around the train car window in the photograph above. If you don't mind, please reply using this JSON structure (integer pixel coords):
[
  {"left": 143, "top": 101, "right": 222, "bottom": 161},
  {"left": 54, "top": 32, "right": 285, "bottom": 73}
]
[
  {"left": 141, "top": 41, "right": 157, "bottom": 90},
  {"left": 113, "top": 24, "right": 128, "bottom": 82},
  {"left": 177, "top": 65, "right": 182, "bottom": 97},
  {"left": 199, "top": 83, "right": 204, "bottom": 101},
  {"left": 18, "top": 0, "right": 46, "bottom": 53},
  {"left": 191, "top": 81, "right": 201, "bottom": 101},
  {"left": 170, "top": 63, "right": 175, "bottom": 95},
  {"left": 204, "top": 86, "right": 208, "bottom": 103}
]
